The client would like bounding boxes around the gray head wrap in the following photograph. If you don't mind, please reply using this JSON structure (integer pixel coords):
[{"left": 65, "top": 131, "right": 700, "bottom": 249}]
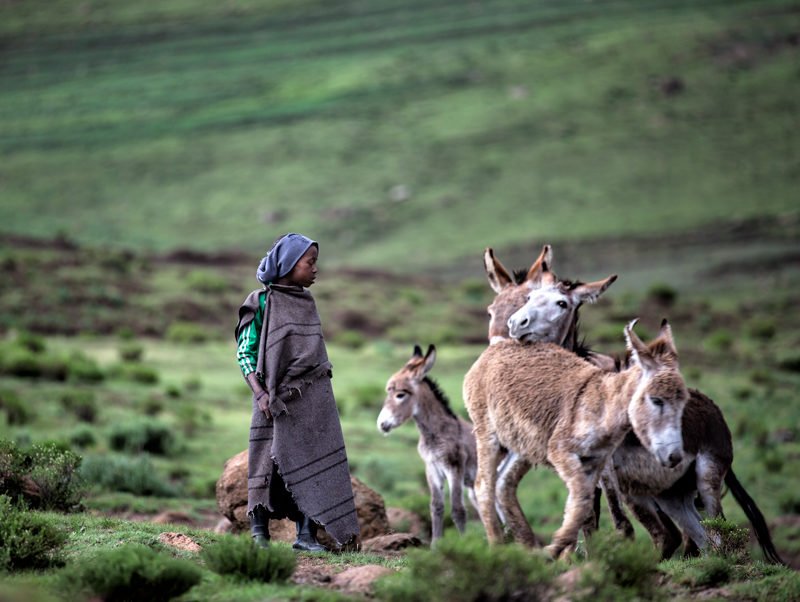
[{"left": 256, "top": 233, "right": 317, "bottom": 285}]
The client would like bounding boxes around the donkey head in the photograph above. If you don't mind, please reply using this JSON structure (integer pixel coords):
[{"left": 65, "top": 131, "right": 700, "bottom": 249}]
[
  {"left": 507, "top": 266, "right": 617, "bottom": 347},
  {"left": 484, "top": 245, "right": 555, "bottom": 344},
  {"left": 377, "top": 344, "right": 436, "bottom": 434},
  {"left": 624, "top": 319, "right": 688, "bottom": 469}
]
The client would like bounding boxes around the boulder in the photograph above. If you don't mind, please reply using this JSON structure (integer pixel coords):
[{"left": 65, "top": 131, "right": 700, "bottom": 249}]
[
  {"left": 331, "top": 565, "right": 394, "bottom": 595},
  {"left": 361, "top": 533, "right": 423, "bottom": 552},
  {"left": 216, "top": 449, "right": 391, "bottom": 544}
]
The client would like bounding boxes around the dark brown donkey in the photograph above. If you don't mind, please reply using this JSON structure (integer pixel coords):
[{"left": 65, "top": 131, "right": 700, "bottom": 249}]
[{"left": 505, "top": 256, "right": 785, "bottom": 564}]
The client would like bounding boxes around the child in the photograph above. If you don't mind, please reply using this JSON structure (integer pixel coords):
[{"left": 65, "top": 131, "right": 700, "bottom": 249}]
[{"left": 235, "top": 233, "right": 359, "bottom": 551}]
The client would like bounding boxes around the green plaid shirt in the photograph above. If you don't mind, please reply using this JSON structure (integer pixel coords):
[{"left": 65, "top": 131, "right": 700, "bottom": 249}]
[{"left": 236, "top": 290, "right": 266, "bottom": 378}]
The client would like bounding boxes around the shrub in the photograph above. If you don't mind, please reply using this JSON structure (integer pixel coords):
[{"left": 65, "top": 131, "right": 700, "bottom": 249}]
[
  {"left": 777, "top": 353, "right": 800, "bottom": 373},
  {"left": 165, "top": 322, "right": 210, "bottom": 344},
  {"left": 704, "top": 329, "right": 734, "bottom": 352},
  {"left": 139, "top": 395, "right": 165, "bottom": 416},
  {"left": 2, "top": 347, "right": 46, "bottom": 378},
  {"left": 747, "top": 317, "right": 776, "bottom": 341},
  {"left": 15, "top": 331, "right": 47, "bottom": 353},
  {"left": 0, "top": 495, "right": 67, "bottom": 571},
  {"left": 111, "top": 362, "right": 160, "bottom": 385},
  {"left": 729, "top": 570, "right": 800, "bottom": 601},
  {"left": 108, "top": 420, "right": 179, "bottom": 456},
  {"left": 69, "top": 426, "right": 97, "bottom": 449},
  {"left": 0, "top": 440, "right": 84, "bottom": 512},
  {"left": 174, "top": 404, "right": 211, "bottom": 437},
  {"left": 118, "top": 342, "right": 144, "bottom": 362},
  {"left": 68, "top": 543, "right": 202, "bottom": 601},
  {"left": 183, "top": 376, "right": 202, "bottom": 392},
  {"left": 374, "top": 531, "right": 553, "bottom": 601},
  {"left": 202, "top": 535, "right": 296, "bottom": 583},
  {"left": 334, "top": 330, "right": 367, "bottom": 349},
  {"left": 646, "top": 283, "right": 678, "bottom": 306},
  {"left": 0, "top": 389, "right": 34, "bottom": 425},
  {"left": 80, "top": 455, "right": 177, "bottom": 497},
  {"left": 672, "top": 555, "right": 733, "bottom": 588},
  {"left": 59, "top": 390, "right": 98, "bottom": 423},
  {"left": 186, "top": 270, "right": 229, "bottom": 294},
  {"left": 579, "top": 530, "right": 661, "bottom": 601},
  {"left": 26, "top": 442, "right": 85, "bottom": 511},
  {"left": 703, "top": 517, "right": 750, "bottom": 562},
  {"left": 65, "top": 352, "right": 104, "bottom": 383}
]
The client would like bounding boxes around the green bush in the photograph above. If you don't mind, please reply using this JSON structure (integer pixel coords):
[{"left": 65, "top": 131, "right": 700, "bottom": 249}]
[
  {"left": 14, "top": 332, "right": 47, "bottom": 353},
  {"left": 646, "top": 283, "right": 678, "bottom": 306},
  {"left": 118, "top": 342, "right": 145, "bottom": 362},
  {"left": 186, "top": 270, "right": 229, "bottom": 294},
  {"left": 0, "top": 494, "right": 67, "bottom": 571},
  {"left": 703, "top": 517, "right": 750, "bottom": 563},
  {"left": 704, "top": 329, "right": 734, "bottom": 352},
  {"left": 138, "top": 395, "right": 165, "bottom": 416},
  {"left": 0, "top": 440, "right": 85, "bottom": 511},
  {"left": 728, "top": 570, "right": 800, "bottom": 602},
  {"left": 68, "top": 543, "right": 202, "bottom": 601},
  {"left": 65, "top": 352, "right": 105, "bottom": 383},
  {"left": 80, "top": 455, "right": 177, "bottom": 497},
  {"left": 69, "top": 426, "right": 97, "bottom": 449},
  {"left": 108, "top": 420, "right": 180, "bottom": 456},
  {"left": 59, "top": 390, "right": 98, "bottom": 423},
  {"left": 202, "top": 535, "right": 296, "bottom": 583},
  {"left": 0, "top": 389, "right": 34, "bottom": 425},
  {"left": 777, "top": 353, "right": 800, "bottom": 373},
  {"left": 165, "top": 321, "right": 210, "bottom": 344},
  {"left": 111, "top": 362, "right": 160, "bottom": 384},
  {"left": 578, "top": 530, "right": 661, "bottom": 601},
  {"left": 374, "top": 531, "right": 554, "bottom": 601},
  {"left": 672, "top": 555, "right": 733, "bottom": 588},
  {"left": 174, "top": 404, "right": 211, "bottom": 437},
  {"left": 747, "top": 317, "right": 776, "bottom": 341}
]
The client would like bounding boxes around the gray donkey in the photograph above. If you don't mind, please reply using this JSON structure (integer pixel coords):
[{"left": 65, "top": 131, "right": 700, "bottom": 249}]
[{"left": 378, "top": 344, "right": 480, "bottom": 542}]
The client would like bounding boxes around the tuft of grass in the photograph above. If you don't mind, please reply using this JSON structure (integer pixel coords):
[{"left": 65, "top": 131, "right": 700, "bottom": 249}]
[
  {"left": 201, "top": 535, "right": 296, "bottom": 583},
  {"left": 0, "top": 495, "right": 67, "bottom": 572}
]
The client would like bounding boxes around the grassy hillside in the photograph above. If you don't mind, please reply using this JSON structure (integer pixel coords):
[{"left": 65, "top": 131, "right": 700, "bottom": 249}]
[{"left": 1, "top": 0, "right": 798, "bottom": 269}]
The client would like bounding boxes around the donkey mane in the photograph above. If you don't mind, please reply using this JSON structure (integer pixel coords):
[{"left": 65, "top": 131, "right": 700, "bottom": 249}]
[
  {"left": 512, "top": 269, "right": 528, "bottom": 285},
  {"left": 423, "top": 376, "right": 457, "bottom": 419}
]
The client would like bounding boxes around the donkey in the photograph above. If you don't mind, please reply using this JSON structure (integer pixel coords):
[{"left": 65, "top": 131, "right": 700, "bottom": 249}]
[
  {"left": 464, "top": 319, "right": 689, "bottom": 559},
  {"left": 482, "top": 246, "right": 620, "bottom": 548},
  {"left": 377, "top": 344, "right": 479, "bottom": 542},
  {"left": 507, "top": 272, "right": 786, "bottom": 563}
]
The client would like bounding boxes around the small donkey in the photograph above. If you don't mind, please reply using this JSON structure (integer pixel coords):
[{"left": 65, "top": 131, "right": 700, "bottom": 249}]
[
  {"left": 378, "top": 344, "right": 479, "bottom": 542},
  {"left": 464, "top": 320, "right": 689, "bottom": 559}
]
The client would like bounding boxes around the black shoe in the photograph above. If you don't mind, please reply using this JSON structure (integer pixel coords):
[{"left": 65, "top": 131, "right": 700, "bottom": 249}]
[
  {"left": 293, "top": 515, "right": 327, "bottom": 552},
  {"left": 250, "top": 506, "right": 271, "bottom": 549},
  {"left": 252, "top": 534, "right": 270, "bottom": 549}
]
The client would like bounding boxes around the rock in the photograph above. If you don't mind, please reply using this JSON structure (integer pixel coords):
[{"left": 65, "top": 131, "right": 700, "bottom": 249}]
[
  {"left": 216, "top": 449, "right": 391, "bottom": 544},
  {"left": 361, "top": 533, "right": 423, "bottom": 552},
  {"left": 152, "top": 511, "right": 194, "bottom": 526},
  {"left": 386, "top": 507, "right": 427, "bottom": 539},
  {"left": 213, "top": 517, "right": 233, "bottom": 534},
  {"left": 158, "top": 532, "right": 201, "bottom": 553},
  {"left": 331, "top": 565, "right": 394, "bottom": 595}
]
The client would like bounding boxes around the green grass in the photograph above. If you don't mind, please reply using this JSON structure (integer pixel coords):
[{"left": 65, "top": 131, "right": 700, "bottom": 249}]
[{"left": 1, "top": 0, "right": 798, "bottom": 268}]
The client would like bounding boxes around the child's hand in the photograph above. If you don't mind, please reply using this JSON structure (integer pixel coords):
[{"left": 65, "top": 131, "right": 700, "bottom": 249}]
[{"left": 255, "top": 391, "right": 271, "bottom": 419}]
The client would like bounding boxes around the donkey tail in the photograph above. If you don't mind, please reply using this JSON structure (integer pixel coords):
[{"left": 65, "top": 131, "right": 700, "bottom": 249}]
[{"left": 725, "top": 468, "right": 786, "bottom": 565}]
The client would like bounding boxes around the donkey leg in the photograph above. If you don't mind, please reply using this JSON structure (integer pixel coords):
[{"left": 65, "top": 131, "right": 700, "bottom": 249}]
[
  {"left": 497, "top": 453, "right": 542, "bottom": 547},
  {"left": 599, "top": 466, "right": 635, "bottom": 538},
  {"left": 474, "top": 435, "right": 504, "bottom": 544},
  {"left": 696, "top": 453, "right": 726, "bottom": 518},
  {"left": 625, "top": 495, "right": 681, "bottom": 560},
  {"left": 656, "top": 493, "right": 709, "bottom": 552},
  {"left": 446, "top": 468, "right": 468, "bottom": 534},
  {"left": 547, "top": 455, "right": 599, "bottom": 560},
  {"left": 425, "top": 465, "right": 446, "bottom": 543}
]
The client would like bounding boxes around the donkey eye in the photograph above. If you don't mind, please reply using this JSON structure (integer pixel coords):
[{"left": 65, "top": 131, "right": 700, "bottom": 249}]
[
  {"left": 556, "top": 300, "right": 568, "bottom": 309},
  {"left": 650, "top": 396, "right": 664, "bottom": 407},
  {"left": 396, "top": 392, "right": 408, "bottom": 402}
]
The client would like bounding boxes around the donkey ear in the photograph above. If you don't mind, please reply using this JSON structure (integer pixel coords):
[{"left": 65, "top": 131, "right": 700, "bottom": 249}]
[
  {"left": 624, "top": 319, "right": 658, "bottom": 373},
  {"left": 525, "top": 244, "right": 553, "bottom": 285},
  {"left": 484, "top": 248, "right": 513, "bottom": 293},
  {"left": 412, "top": 344, "right": 423, "bottom": 358},
  {"left": 658, "top": 318, "right": 677, "bottom": 351},
  {"left": 572, "top": 275, "right": 618, "bottom": 304},
  {"left": 421, "top": 344, "right": 437, "bottom": 376}
]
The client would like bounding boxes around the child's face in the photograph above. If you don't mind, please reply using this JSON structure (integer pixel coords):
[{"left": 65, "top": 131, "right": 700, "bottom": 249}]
[{"left": 286, "top": 245, "right": 318, "bottom": 288}]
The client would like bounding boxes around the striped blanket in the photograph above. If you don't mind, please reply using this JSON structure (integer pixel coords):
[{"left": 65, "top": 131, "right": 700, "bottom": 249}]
[{"left": 236, "top": 284, "right": 359, "bottom": 546}]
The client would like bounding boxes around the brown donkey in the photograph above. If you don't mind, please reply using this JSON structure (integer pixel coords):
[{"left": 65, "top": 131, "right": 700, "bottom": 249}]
[
  {"left": 464, "top": 319, "right": 689, "bottom": 559},
  {"left": 377, "top": 345, "right": 479, "bottom": 542},
  {"left": 482, "top": 246, "right": 619, "bottom": 548},
  {"left": 507, "top": 262, "right": 786, "bottom": 564}
]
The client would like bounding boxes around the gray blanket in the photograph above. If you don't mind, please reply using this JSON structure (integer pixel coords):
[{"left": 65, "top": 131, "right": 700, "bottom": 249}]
[{"left": 236, "top": 285, "right": 359, "bottom": 546}]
